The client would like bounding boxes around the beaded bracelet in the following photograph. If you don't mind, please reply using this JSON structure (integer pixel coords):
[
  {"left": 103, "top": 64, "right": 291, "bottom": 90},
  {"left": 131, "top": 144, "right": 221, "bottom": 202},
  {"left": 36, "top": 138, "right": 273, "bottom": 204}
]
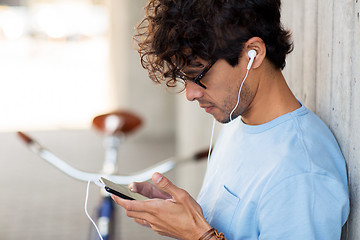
[{"left": 199, "top": 228, "right": 226, "bottom": 240}]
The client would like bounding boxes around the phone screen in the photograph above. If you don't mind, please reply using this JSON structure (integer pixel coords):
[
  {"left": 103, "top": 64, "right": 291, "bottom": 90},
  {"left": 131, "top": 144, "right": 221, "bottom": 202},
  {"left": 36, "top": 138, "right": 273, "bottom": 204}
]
[{"left": 100, "top": 177, "right": 149, "bottom": 201}]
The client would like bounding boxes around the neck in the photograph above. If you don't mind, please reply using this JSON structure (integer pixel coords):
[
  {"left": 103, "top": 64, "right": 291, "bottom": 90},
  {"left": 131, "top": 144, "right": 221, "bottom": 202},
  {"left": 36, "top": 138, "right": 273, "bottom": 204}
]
[{"left": 241, "top": 62, "right": 301, "bottom": 125}]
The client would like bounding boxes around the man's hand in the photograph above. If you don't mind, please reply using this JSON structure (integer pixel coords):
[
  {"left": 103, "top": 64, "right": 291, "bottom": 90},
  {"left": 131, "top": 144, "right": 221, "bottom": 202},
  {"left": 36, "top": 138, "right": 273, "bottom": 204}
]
[{"left": 111, "top": 172, "right": 212, "bottom": 240}]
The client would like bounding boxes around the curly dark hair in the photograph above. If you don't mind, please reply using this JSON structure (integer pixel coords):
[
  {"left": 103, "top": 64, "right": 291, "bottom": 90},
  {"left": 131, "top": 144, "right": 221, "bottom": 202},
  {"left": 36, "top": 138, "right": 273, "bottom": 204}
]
[{"left": 135, "top": 0, "right": 293, "bottom": 87}]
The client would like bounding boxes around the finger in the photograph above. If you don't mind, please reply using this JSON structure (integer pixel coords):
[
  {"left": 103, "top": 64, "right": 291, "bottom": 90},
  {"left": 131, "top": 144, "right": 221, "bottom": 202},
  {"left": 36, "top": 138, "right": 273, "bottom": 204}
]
[
  {"left": 129, "top": 182, "right": 171, "bottom": 199},
  {"left": 126, "top": 209, "right": 153, "bottom": 221},
  {"left": 111, "top": 194, "right": 161, "bottom": 213},
  {"left": 111, "top": 194, "right": 147, "bottom": 211},
  {"left": 152, "top": 172, "right": 185, "bottom": 201},
  {"left": 134, "top": 218, "right": 151, "bottom": 228},
  {"left": 111, "top": 194, "right": 128, "bottom": 208}
]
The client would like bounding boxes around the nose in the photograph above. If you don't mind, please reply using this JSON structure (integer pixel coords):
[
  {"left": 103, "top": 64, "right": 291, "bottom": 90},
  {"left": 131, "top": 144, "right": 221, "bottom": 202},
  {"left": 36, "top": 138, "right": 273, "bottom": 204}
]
[{"left": 185, "top": 81, "right": 204, "bottom": 101}]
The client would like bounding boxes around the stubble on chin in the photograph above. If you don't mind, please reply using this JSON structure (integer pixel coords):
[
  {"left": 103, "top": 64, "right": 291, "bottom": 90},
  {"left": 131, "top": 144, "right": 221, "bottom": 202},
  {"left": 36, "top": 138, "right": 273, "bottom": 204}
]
[
  {"left": 211, "top": 107, "right": 232, "bottom": 124},
  {"left": 225, "top": 83, "right": 253, "bottom": 123}
]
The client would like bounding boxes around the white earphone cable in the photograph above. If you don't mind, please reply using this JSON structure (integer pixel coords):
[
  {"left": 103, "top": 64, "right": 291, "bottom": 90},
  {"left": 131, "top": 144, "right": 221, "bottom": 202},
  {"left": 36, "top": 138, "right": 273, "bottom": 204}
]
[
  {"left": 85, "top": 180, "right": 104, "bottom": 240},
  {"left": 229, "top": 68, "right": 250, "bottom": 121},
  {"left": 207, "top": 118, "right": 216, "bottom": 163},
  {"left": 209, "top": 57, "right": 252, "bottom": 159}
]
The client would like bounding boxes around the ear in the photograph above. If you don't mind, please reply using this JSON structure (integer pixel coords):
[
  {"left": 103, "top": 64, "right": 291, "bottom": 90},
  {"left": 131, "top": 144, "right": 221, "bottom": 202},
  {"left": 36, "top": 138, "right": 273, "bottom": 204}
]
[{"left": 243, "top": 37, "right": 266, "bottom": 69}]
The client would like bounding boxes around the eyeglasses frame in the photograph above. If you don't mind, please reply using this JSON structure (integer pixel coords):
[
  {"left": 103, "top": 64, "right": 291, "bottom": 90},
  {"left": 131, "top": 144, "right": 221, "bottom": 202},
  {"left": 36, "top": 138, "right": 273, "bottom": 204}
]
[{"left": 178, "top": 60, "right": 216, "bottom": 89}]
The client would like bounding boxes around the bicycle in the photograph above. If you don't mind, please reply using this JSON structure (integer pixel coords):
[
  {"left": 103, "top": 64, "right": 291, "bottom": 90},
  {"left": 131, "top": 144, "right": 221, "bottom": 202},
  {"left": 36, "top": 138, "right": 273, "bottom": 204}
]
[{"left": 17, "top": 110, "right": 208, "bottom": 240}]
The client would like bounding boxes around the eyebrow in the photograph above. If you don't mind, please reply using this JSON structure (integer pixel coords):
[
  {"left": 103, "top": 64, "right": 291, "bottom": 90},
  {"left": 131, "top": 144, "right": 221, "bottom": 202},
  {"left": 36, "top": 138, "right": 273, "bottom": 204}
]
[
  {"left": 182, "top": 62, "right": 204, "bottom": 75},
  {"left": 182, "top": 69, "right": 201, "bottom": 75}
]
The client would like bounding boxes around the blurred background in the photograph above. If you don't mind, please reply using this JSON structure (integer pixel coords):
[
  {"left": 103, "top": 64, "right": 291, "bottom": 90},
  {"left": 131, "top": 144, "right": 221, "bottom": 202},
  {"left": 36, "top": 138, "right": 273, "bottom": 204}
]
[
  {"left": 0, "top": 0, "right": 359, "bottom": 239},
  {"left": 0, "top": 0, "right": 214, "bottom": 239}
]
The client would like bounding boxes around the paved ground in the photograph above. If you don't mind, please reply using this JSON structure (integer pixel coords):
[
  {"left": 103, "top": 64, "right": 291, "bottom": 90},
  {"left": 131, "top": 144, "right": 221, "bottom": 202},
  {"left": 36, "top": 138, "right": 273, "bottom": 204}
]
[{"left": 0, "top": 130, "right": 175, "bottom": 240}]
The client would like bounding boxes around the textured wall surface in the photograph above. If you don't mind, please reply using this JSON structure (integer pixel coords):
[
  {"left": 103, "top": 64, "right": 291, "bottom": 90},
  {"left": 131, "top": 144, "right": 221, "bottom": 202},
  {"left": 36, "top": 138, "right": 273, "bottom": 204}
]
[{"left": 282, "top": 1, "right": 360, "bottom": 239}]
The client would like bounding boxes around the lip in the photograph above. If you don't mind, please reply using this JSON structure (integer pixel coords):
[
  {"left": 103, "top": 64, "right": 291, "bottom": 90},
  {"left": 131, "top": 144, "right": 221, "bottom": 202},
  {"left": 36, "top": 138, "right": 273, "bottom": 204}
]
[
  {"left": 205, "top": 107, "right": 214, "bottom": 113},
  {"left": 200, "top": 105, "right": 214, "bottom": 113}
]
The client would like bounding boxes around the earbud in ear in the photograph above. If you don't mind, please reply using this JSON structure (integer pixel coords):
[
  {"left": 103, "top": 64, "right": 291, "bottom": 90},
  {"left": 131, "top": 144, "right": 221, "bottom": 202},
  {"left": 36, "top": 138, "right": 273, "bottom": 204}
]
[
  {"left": 230, "top": 49, "right": 257, "bottom": 121},
  {"left": 247, "top": 50, "right": 257, "bottom": 70}
]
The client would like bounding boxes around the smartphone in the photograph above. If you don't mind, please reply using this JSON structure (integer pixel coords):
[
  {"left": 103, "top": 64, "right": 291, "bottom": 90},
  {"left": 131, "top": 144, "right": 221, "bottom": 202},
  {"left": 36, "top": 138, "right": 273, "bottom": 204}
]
[{"left": 99, "top": 177, "right": 149, "bottom": 201}]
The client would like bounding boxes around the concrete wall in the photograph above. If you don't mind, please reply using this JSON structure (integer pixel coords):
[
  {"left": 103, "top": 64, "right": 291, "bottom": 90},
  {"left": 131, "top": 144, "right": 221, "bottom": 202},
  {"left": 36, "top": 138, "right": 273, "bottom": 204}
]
[{"left": 282, "top": 1, "right": 360, "bottom": 239}]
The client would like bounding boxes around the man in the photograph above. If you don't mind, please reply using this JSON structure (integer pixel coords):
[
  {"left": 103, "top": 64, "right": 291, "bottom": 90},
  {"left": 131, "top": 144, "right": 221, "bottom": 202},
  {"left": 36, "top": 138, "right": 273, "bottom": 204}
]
[{"left": 111, "top": 0, "right": 350, "bottom": 239}]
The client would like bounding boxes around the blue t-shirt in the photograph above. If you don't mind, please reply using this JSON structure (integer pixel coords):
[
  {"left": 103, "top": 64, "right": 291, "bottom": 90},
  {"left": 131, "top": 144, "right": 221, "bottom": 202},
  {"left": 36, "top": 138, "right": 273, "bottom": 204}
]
[{"left": 197, "top": 105, "right": 349, "bottom": 240}]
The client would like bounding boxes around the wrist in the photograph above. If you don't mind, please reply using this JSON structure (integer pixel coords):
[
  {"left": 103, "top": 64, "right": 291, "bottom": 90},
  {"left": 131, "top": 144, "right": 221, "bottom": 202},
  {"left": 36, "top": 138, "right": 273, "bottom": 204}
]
[
  {"left": 198, "top": 227, "right": 226, "bottom": 240},
  {"left": 194, "top": 222, "right": 212, "bottom": 240}
]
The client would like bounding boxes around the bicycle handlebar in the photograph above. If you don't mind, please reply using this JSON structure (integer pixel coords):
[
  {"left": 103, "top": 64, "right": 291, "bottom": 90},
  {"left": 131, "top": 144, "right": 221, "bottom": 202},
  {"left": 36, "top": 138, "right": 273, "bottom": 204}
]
[
  {"left": 17, "top": 132, "right": 205, "bottom": 185},
  {"left": 40, "top": 148, "right": 176, "bottom": 184}
]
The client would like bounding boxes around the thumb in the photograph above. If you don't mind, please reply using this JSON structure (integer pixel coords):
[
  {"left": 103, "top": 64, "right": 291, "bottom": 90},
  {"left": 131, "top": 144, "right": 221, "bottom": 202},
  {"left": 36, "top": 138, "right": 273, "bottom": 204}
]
[{"left": 152, "top": 172, "right": 180, "bottom": 199}]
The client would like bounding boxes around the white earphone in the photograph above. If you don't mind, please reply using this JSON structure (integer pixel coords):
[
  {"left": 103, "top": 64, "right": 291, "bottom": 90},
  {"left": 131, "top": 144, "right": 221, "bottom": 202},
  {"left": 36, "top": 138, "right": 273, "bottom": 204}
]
[
  {"left": 209, "top": 49, "right": 258, "bottom": 162},
  {"left": 247, "top": 49, "right": 257, "bottom": 70},
  {"left": 229, "top": 49, "right": 257, "bottom": 121}
]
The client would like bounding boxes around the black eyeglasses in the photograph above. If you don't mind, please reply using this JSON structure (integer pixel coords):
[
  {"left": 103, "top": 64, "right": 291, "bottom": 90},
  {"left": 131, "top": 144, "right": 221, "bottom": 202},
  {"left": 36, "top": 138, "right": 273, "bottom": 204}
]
[{"left": 177, "top": 60, "right": 216, "bottom": 89}]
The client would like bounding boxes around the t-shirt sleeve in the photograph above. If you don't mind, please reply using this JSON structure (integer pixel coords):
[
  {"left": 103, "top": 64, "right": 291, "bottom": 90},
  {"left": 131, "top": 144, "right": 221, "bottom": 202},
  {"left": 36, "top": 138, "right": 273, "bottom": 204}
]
[{"left": 256, "top": 174, "right": 349, "bottom": 240}]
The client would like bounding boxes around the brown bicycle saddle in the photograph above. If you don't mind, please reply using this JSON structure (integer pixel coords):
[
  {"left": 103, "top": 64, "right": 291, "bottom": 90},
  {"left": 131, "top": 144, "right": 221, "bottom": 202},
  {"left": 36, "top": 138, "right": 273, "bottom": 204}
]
[{"left": 92, "top": 110, "right": 142, "bottom": 136}]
